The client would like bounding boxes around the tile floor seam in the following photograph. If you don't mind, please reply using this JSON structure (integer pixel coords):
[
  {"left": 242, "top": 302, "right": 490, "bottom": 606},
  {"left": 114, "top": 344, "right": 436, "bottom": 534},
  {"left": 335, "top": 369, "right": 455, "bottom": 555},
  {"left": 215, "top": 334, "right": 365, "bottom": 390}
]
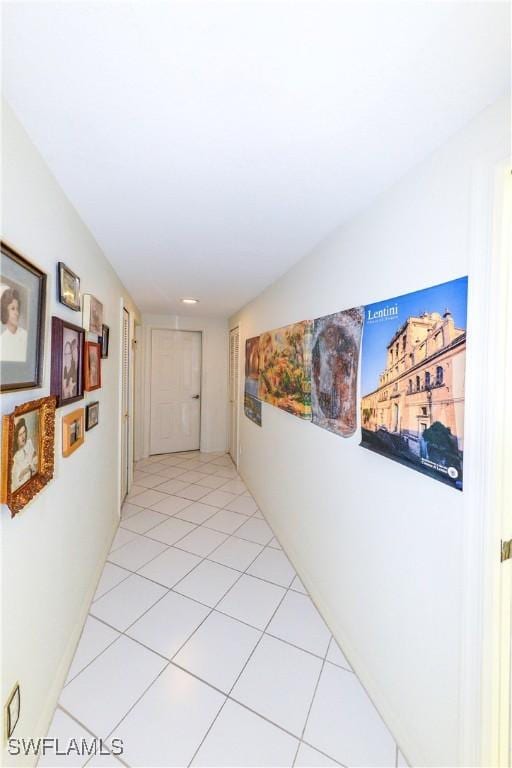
[
  {"left": 64, "top": 628, "right": 121, "bottom": 688},
  {"left": 56, "top": 705, "right": 132, "bottom": 768},
  {"left": 293, "top": 656, "right": 328, "bottom": 766},
  {"left": 101, "top": 659, "right": 173, "bottom": 752},
  {"left": 106, "top": 539, "right": 172, "bottom": 573}
]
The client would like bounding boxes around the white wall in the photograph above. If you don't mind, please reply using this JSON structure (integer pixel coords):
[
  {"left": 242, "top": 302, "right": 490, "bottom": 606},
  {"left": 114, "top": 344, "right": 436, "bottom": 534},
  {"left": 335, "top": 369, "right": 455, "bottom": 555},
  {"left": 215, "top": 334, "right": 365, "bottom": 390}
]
[
  {"left": 229, "top": 97, "right": 510, "bottom": 767},
  {"left": 1, "top": 102, "right": 140, "bottom": 766},
  {"left": 136, "top": 314, "right": 228, "bottom": 458}
]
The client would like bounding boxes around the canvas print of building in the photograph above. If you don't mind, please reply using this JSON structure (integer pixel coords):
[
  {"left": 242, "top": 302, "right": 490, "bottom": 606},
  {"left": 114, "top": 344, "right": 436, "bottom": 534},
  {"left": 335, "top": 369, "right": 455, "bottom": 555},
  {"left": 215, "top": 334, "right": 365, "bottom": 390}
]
[
  {"left": 311, "top": 307, "right": 364, "bottom": 437},
  {"left": 258, "top": 321, "right": 312, "bottom": 419},
  {"left": 245, "top": 336, "right": 260, "bottom": 398},
  {"left": 244, "top": 393, "right": 262, "bottom": 426},
  {"left": 360, "top": 277, "right": 467, "bottom": 490}
]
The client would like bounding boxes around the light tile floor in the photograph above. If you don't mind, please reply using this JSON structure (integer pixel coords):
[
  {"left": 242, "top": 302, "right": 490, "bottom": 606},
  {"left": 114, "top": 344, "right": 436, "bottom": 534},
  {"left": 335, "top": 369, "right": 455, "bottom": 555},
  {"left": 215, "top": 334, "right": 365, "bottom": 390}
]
[{"left": 46, "top": 451, "right": 408, "bottom": 768}]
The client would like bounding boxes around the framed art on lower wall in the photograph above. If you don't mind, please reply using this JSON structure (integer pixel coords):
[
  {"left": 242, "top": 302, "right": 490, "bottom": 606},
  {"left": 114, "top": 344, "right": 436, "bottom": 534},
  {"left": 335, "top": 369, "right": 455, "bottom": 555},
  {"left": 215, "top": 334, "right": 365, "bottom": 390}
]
[
  {"left": 62, "top": 409, "right": 85, "bottom": 457},
  {"left": 1, "top": 395, "right": 56, "bottom": 517},
  {"left": 86, "top": 401, "right": 99, "bottom": 431},
  {"left": 1, "top": 241, "right": 47, "bottom": 392}
]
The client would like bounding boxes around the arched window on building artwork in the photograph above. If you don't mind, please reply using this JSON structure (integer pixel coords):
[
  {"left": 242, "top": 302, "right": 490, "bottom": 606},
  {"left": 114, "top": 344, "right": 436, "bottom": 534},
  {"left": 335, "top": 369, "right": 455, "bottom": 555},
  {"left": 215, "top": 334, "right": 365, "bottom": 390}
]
[
  {"left": 416, "top": 375, "right": 421, "bottom": 392},
  {"left": 436, "top": 365, "right": 444, "bottom": 384},
  {"left": 425, "top": 371, "right": 431, "bottom": 388},
  {"left": 408, "top": 379, "right": 413, "bottom": 394}
]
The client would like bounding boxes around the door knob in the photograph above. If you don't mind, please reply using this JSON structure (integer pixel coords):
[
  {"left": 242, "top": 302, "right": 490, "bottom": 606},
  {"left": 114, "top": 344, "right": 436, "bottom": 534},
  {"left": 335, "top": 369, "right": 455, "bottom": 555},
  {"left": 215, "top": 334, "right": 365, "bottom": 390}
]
[{"left": 192, "top": 394, "right": 200, "bottom": 399}]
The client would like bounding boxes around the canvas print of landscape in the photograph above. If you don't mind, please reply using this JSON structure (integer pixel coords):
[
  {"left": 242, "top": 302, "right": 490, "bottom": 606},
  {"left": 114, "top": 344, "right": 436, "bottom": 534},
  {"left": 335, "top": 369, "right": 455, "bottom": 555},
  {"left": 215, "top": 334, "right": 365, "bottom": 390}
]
[
  {"left": 258, "top": 321, "right": 312, "bottom": 419},
  {"left": 360, "top": 276, "right": 467, "bottom": 490},
  {"left": 245, "top": 336, "right": 260, "bottom": 398},
  {"left": 311, "top": 307, "right": 364, "bottom": 437}
]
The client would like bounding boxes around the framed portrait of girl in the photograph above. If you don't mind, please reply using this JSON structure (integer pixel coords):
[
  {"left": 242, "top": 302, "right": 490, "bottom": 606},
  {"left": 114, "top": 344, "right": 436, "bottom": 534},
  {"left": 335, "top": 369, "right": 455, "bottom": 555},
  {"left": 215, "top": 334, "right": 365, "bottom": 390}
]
[
  {"left": 1, "top": 396, "right": 56, "bottom": 517},
  {"left": 0, "top": 242, "right": 47, "bottom": 392}
]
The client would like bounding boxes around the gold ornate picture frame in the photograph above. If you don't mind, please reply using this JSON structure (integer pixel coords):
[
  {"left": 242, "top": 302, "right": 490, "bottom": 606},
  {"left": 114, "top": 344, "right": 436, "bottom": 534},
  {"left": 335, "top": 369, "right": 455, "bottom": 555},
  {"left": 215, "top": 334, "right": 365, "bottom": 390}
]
[{"left": 1, "top": 395, "right": 56, "bottom": 517}]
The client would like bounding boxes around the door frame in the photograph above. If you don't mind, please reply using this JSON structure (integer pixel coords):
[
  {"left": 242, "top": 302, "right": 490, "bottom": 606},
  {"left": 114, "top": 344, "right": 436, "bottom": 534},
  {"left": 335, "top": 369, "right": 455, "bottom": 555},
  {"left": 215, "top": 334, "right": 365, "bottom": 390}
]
[
  {"left": 118, "top": 302, "right": 134, "bottom": 506},
  {"left": 459, "top": 163, "right": 511, "bottom": 766},
  {"left": 229, "top": 325, "right": 240, "bottom": 467},
  {"left": 147, "top": 327, "right": 203, "bottom": 456}
]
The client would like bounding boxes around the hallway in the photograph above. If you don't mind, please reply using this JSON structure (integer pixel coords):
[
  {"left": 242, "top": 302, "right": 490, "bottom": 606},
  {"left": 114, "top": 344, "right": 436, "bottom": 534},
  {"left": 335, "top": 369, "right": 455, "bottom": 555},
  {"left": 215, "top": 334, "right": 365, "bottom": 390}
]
[{"left": 45, "top": 451, "right": 400, "bottom": 768}]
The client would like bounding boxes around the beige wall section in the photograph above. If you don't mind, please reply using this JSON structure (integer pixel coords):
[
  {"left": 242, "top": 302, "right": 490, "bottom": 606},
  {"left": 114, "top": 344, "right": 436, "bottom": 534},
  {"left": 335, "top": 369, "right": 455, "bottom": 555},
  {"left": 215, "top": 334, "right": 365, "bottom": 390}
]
[
  {"left": 136, "top": 314, "right": 228, "bottom": 459},
  {"left": 1, "top": 102, "right": 140, "bottom": 766},
  {"left": 229, "top": 97, "right": 510, "bottom": 767}
]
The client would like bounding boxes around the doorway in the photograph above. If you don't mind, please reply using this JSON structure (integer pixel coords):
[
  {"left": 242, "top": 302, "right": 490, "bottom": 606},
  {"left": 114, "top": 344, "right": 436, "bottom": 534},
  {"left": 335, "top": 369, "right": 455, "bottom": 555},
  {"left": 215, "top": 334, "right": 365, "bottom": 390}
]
[
  {"left": 120, "top": 306, "right": 130, "bottom": 503},
  {"left": 150, "top": 329, "right": 202, "bottom": 455},
  {"left": 229, "top": 326, "right": 240, "bottom": 464}
]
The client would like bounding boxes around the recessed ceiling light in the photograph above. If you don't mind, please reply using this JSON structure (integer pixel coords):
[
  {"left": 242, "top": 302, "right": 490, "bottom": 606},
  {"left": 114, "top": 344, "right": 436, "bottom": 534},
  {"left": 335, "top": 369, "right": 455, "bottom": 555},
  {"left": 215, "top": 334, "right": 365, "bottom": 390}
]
[{"left": 180, "top": 297, "right": 199, "bottom": 304}]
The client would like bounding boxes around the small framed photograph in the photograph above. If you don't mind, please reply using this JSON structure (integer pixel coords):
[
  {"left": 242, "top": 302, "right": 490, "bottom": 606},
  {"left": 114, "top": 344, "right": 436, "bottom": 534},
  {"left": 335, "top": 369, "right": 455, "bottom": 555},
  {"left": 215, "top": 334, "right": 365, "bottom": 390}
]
[
  {"left": 1, "top": 241, "right": 47, "bottom": 392},
  {"left": 57, "top": 262, "right": 80, "bottom": 311},
  {"left": 1, "top": 395, "right": 56, "bottom": 517},
  {"left": 51, "top": 317, "right": 85, "bottom": 407},
  {"left": 62, "top": 408, "right": 84, "bottom": 457},
  {"left": 84, "top": 341, "right": 101, "bottom": 391},
  {"left": 100, "top": 324, "right": 109, "bottom": 358},
  {"left": 86, "top": 401, "right": 99, "bottom": 431},
  {"left": 82, "top": 294, "right": 103, "bottom": 335}
]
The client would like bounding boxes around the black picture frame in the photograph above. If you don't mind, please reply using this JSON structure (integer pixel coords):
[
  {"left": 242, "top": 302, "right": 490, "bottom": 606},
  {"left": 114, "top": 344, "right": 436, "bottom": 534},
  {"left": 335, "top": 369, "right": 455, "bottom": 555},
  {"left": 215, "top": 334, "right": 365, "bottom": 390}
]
[
  {"left": 50, "top": 316, "right": 85, "bottom": 408},
  {"left": 85, "top": 401, "right": 99, "bottom": 431},
  {"left": 100, "top": 324, "right": 109, "bottom": 359},
  {"left": 1, "top": 241, "right": 46, "bottom": 392},
  {"left": 57, "top": 262, "right": 81, "bottom": 311}
]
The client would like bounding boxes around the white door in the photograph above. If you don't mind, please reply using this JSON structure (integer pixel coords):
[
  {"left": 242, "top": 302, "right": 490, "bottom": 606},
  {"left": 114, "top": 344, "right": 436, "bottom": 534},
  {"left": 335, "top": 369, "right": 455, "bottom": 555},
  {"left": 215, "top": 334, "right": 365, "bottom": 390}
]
[
  {"left": 229, "top": 326, "right": 239, "bottom": 463},
  {"left": 150, "top": 329, "right": 201, "bottom": 455},
  {"left": 121, "top": 307, "right": 130, "bottom": 503}
]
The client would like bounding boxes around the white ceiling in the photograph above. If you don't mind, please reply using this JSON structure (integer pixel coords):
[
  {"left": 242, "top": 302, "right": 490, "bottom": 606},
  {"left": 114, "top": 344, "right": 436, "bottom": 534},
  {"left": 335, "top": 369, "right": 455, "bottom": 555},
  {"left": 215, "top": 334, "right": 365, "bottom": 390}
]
[{"left": 2, "top": 1, "right": 509, "bottom": 317}]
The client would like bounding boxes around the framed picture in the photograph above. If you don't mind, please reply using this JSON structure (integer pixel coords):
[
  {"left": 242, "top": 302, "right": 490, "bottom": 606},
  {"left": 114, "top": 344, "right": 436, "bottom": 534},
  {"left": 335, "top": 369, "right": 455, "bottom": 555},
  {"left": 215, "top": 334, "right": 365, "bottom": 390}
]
[
  {"left": 84, "top": 341, "right": 101, "bottom": 391},
  {"left": 100, "top": 324, "right": 109, "bottom": 358},
  {"left": 57, "top": 262, "right": 80, "bottom": 311},
  {"left": 1, "top": 241, "right": 47, "bottom": 392},
  {"left": 1, "top": 395, "right": 56, "bottom": 517},
  {"left": 62, "top": 408, "right": 85, "bottom": 457},
  {"left": 86, "top": 401, "right": 99, "bottom": 431},
  {"left": 50, "top": 317, "right": 85, "bottom": 407},
  {"left": 82, "top": 294, "right": 103, "bottom": 335}
]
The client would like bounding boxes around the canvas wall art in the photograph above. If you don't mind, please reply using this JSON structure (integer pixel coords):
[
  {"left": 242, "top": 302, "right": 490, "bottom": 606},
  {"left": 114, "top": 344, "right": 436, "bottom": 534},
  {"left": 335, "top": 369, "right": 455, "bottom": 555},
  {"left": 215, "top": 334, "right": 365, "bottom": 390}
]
[
  {"left": 311, "top": 307, "right": 364, "bottom": 437},
  {"left": 245, "top": 336, "right": 260, "bottom": 398},
  {"left": 244, "top": 393, "right": 262, "bottom": 426},
  {"left": 360, "top": 276, "right": 468, "bottom": 490},
  {"left": 258, "top": 321, "right": 312, "bottom": 419}
]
